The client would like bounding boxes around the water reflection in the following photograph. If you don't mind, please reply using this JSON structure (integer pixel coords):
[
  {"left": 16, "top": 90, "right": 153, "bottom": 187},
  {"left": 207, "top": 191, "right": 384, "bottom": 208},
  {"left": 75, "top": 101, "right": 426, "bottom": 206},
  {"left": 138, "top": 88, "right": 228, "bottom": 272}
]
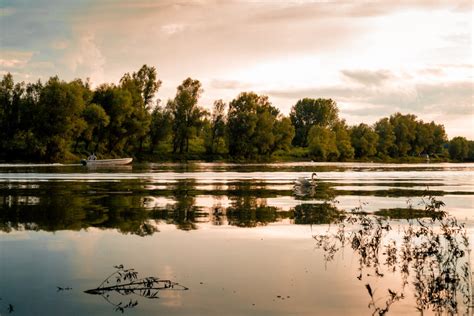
[
  {"left": 293, "top": 203, "right": 344, "bottom": 224},
  {"left": 1, "top": 175, "right": 472, "bottom": 235},
  {"left": 0, "top": 179, "right": 349, "bottom": 234},
  {"left": 226, "top": 199, "right": 283, "bottom": 228},
  {"left": 0, "top": 190, "right": 159, "bottom": 236},
  {"left": 0, "top": 197, "right": 340, "bottom": 234},
  {"left": 154, "top": 179, "right": 206, "bottom": 231},
  {"left": 313, "top": 195, "right": 472, "bottom": 314},
  {"left": 374, "top": 207, "right": 445, "bottom": 219}
]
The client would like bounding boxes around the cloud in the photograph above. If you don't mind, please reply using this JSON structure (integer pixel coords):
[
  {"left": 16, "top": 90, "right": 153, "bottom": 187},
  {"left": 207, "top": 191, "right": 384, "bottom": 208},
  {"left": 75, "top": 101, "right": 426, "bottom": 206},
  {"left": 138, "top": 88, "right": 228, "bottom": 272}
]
[
  {"left": 264, "top": 85, "right": 359, "bottom": 100},
  {"left": 73, "top": 0, "right": 369, "bottom": 78},
  {"left": 418, "top": 68, "right": 444, "bottom": 76},
  {"left": 0, "top": 1, "right": 76, "bottom": 50},
  {"left": 246, "top": 0, "right": 472, "bottom": 23},
  {"left": 346, "top": 0, "right": 472, "bottom": 16},
  {"left": 341, "top": 69, "right": 393, "bottom": 86},
  {"left": 51, "top": 39, "right": 69, "bottom": 50},
  {"left": 61, "top": 32, "right": 105, "bottom": 85},
  {"left": 438, "top": 63, "right": 474, "bottom": 69},
  {"left": 210, "top": 79, "right": 253, "bottom": 90},
  {"left": 264, "top": 80, "right": 473, "bottom": 117},
  {"left": 0, "top": 7, "right": 16, "bottom": 17},
  {"left": 264, "top": 77, "right": 473, "bottom": 138},
  {"left": 0, "top": 50, "right": 55, "bottom": 82},
  {"left": 406, "top": 82, "right": 473, "bottom": 113},
  {"left": 161, "top": 23, "right": 186, "bottom": 35},
  {"left": 0, "top": 50, "right": 34, "bottom": 68}
]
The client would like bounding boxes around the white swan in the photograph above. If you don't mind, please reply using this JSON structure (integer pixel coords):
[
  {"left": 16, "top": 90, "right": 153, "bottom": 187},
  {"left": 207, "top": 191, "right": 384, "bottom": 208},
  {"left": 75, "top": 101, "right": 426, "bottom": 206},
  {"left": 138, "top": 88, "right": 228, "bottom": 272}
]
[{"left": 294, "top": 172, "right": 317, "bottom": 188}]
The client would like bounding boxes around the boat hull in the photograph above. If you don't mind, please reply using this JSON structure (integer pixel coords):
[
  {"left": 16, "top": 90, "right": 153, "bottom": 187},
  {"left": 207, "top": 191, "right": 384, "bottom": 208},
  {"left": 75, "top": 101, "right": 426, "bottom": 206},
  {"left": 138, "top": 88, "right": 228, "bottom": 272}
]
[{"left": 80, "top": 158, "right": 133, "bottom": 166}]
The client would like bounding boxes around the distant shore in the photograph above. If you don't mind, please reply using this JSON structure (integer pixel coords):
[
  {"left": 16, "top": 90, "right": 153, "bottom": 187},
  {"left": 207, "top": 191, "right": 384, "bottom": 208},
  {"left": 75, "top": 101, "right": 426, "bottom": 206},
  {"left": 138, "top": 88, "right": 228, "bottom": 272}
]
[{"left": 1, "top": 155, "right": 466, "bottom": 165}]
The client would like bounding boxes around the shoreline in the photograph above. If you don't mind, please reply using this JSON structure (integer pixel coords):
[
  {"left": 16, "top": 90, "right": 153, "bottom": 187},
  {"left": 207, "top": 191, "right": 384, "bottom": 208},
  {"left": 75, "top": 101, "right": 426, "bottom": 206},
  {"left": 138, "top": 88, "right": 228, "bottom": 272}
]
[{"left": 0, "top": 157, "right": 470, "bottom": 165}]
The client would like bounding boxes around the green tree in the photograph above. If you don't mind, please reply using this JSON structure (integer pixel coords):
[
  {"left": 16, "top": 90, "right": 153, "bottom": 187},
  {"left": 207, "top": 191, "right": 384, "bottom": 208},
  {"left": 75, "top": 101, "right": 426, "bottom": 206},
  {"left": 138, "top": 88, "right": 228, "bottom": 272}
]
[
  {"left": 206, "top": 99, "right": 227, "bottom": 155},
  {"left": 333, "top": 120, "right": 354, "bottom": 160},
  {"left": 350, "top": 123, "right": 378, "bottom": 158},
  {"left": 272, "top": 116, "right": 295, "bottom": 153},
  {"left": 374, "top": 117, "right": 396, "bottom": 157},
  {"left": 17, "top": 80, "right": 44, "bottom": 158},
  {"left": 290, "top": 98, "right": 339, "bottom": 147},
  {"left": 228, "top": 92, "right": 286, "bottom": 159},
  {"left": 92, "top": 84, "right": 133, "bottom": 155},
  {"left": 0, "top": 74, "right": 45, "bottom": 159},
  {"left": 35, "top": 77, "right": 88, "bottom": 161},
  {"left": 227, "top": 92, "right": 261, "bottom": 159},
  {"left": 253, "top": 108, "right": 275, "bottom": 156},
  {"left": 80, "top": 103, "right": 110, "bottom": 153},
  {"left": 119, "top": 65, "right": 161, "bottom": 154},
  {"left": 167, "top": 78, "right": 206, "bottom": 155},
  {"left": 149, "top": 103, "right": 172, "bottom": 153},
  {"left": 0, "top": 73, "right": 24, "bottom": 157},
  {"left": 449, "top": 137, "right": 469, "bottom": 161},
  {"left": 427, "top": 122, "right": 447, "bottom": 156},
  {"left": 308, "top": 125, "right": 339, "bottom": 160},
  {"left": 389, "top": 113, "right": 417, "bottom": 157},
  {"left": 468, "top": 141, "right": 474, "bottom": 162},
  {"left": 129, "top": 65, "right": 161, "bottom": 107}
]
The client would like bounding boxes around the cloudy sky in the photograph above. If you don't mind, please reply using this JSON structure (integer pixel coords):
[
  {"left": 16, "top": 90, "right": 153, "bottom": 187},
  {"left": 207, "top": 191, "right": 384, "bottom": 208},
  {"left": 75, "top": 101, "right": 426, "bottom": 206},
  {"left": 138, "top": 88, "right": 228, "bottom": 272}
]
[{"left": 1, "top": 0, "right": 472, "bottom": 138}]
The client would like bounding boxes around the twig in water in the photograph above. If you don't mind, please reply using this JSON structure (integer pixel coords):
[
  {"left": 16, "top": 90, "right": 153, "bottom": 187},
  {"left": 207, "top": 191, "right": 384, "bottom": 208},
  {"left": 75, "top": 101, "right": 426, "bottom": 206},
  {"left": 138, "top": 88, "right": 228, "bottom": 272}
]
[{"left": 84, "top": 265, "right": 189, "bottom": 313}]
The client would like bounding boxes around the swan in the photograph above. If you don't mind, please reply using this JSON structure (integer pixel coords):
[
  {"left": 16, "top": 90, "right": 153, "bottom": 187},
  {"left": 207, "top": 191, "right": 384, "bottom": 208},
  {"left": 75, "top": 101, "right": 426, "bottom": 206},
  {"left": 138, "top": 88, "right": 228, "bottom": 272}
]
[{"left": 294, "top": 172, "right": 317, "bottom": 188}]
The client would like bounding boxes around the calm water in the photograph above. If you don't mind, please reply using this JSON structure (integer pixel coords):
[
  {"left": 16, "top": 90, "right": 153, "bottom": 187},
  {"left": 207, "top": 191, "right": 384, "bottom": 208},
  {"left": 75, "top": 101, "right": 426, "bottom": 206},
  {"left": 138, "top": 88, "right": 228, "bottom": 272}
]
[{"left": 0, "top": 162, "right": 473, "bottom": 315}]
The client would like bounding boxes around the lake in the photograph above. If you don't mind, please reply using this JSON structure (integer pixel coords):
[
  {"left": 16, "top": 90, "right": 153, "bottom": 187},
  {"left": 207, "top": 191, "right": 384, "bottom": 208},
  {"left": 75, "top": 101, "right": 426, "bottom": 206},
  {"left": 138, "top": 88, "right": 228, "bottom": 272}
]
[{"left": 0, "top": 162, "right": 473, "bottom": 315}]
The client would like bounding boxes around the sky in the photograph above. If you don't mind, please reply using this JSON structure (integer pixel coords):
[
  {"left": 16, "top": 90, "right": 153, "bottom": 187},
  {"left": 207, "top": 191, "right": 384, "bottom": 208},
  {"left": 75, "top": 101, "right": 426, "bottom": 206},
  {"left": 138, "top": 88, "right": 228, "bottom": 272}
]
[{"left": 1, "top": 0, "right": 473, "bottom": 138}]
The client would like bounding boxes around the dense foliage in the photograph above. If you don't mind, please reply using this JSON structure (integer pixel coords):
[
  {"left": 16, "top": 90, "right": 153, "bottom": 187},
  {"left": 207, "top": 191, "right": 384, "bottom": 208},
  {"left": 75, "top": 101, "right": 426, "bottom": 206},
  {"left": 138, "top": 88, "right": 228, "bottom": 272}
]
[
  {"left": 0, "top": 69, "right": 472, "bottom": 162},
  {"left": 227, "top": 92, "right": 294, "bottom": 159}
]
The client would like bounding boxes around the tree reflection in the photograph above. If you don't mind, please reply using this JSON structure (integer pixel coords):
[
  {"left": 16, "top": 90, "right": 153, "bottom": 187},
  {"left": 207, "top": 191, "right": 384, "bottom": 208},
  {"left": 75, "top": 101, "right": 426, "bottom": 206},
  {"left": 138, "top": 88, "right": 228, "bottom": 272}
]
[
  {"left": 226, "top": 197, "right": 282, "bottom": 227},
  {"left": 151, "top": 179, "right": 207, "bottom": 231},
  {"left": 3, "top": 179, "right": 454, "bottom": 241},
  {"left": 210, "top": 204, "right": 226, "bottom": 226},
  {"left": 293, "top": 203, "right": 344, "bottom": 224},
  {"left": 0, "top": 180, "right": 204, "bottom": 234},
  {"left": 313, "top": 195, "right": 472, "bottom": 314},
  {"left": 0, "top": 179, "right": 349, "bottom": 234},
  {"left": 374, "top": 207, "right": 445, "bottom": 219},
  {"left": 0, "top": 190, "right": 160, "bottom": 236}
]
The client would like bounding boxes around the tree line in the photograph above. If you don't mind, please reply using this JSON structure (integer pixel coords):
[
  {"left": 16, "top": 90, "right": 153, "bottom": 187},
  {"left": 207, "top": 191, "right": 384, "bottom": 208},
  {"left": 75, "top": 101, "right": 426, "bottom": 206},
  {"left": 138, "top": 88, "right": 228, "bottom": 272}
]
[{"left": 0, "top": 65, "right": 473, "bottom": 162}]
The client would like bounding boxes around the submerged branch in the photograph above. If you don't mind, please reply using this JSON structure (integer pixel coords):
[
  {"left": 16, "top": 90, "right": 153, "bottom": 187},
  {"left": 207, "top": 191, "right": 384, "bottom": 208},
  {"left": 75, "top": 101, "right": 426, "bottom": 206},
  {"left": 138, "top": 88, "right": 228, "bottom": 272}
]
[{"left": 84, "top": 265, "right": 189, "bottom": 312}]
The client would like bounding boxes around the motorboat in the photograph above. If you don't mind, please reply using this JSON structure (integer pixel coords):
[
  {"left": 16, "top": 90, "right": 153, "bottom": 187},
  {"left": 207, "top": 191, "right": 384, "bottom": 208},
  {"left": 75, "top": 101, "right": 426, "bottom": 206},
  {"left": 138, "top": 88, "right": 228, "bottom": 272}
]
[{"left": 80, "top": 157, "right": 133, "bottom": 166}]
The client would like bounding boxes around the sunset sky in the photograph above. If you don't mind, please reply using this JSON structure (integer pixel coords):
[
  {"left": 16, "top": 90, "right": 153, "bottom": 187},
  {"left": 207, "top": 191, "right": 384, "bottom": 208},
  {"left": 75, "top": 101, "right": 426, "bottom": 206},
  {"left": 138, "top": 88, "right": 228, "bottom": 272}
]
[{"left": 1, "top": 0, "right": 472, "bottom": 138}]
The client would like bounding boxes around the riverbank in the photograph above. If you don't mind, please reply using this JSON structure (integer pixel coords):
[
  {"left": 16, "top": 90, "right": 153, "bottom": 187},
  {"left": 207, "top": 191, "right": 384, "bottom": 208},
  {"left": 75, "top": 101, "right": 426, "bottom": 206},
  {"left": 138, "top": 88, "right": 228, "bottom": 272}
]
[
  {"left": 0, "top": 154, "right": 460, "bottom": 165},
  {"left": 0, "top": 143, "right": 464, "bottom": 164}
]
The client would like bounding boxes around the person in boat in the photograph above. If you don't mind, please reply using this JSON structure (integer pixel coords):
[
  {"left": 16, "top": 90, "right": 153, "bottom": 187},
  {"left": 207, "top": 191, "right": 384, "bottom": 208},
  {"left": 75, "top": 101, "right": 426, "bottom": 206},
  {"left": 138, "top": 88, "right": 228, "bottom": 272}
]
[{"left": 88, "top": 153, "right": 97, "bottom": 161}]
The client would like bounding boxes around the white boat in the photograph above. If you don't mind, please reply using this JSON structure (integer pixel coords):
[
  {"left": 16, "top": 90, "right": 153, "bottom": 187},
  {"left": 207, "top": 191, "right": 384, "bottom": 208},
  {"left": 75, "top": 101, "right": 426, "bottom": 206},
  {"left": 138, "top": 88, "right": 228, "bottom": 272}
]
[{"left": 80, "top": 158, "right": 133, "bottom": 166}]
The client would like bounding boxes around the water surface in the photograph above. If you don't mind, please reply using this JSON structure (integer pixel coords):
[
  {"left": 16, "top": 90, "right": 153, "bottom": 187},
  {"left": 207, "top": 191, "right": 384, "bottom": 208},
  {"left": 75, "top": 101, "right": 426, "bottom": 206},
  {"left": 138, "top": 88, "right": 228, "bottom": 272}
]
[{"left": 0, "top": 162, "right": 473, "bottom": 315}]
